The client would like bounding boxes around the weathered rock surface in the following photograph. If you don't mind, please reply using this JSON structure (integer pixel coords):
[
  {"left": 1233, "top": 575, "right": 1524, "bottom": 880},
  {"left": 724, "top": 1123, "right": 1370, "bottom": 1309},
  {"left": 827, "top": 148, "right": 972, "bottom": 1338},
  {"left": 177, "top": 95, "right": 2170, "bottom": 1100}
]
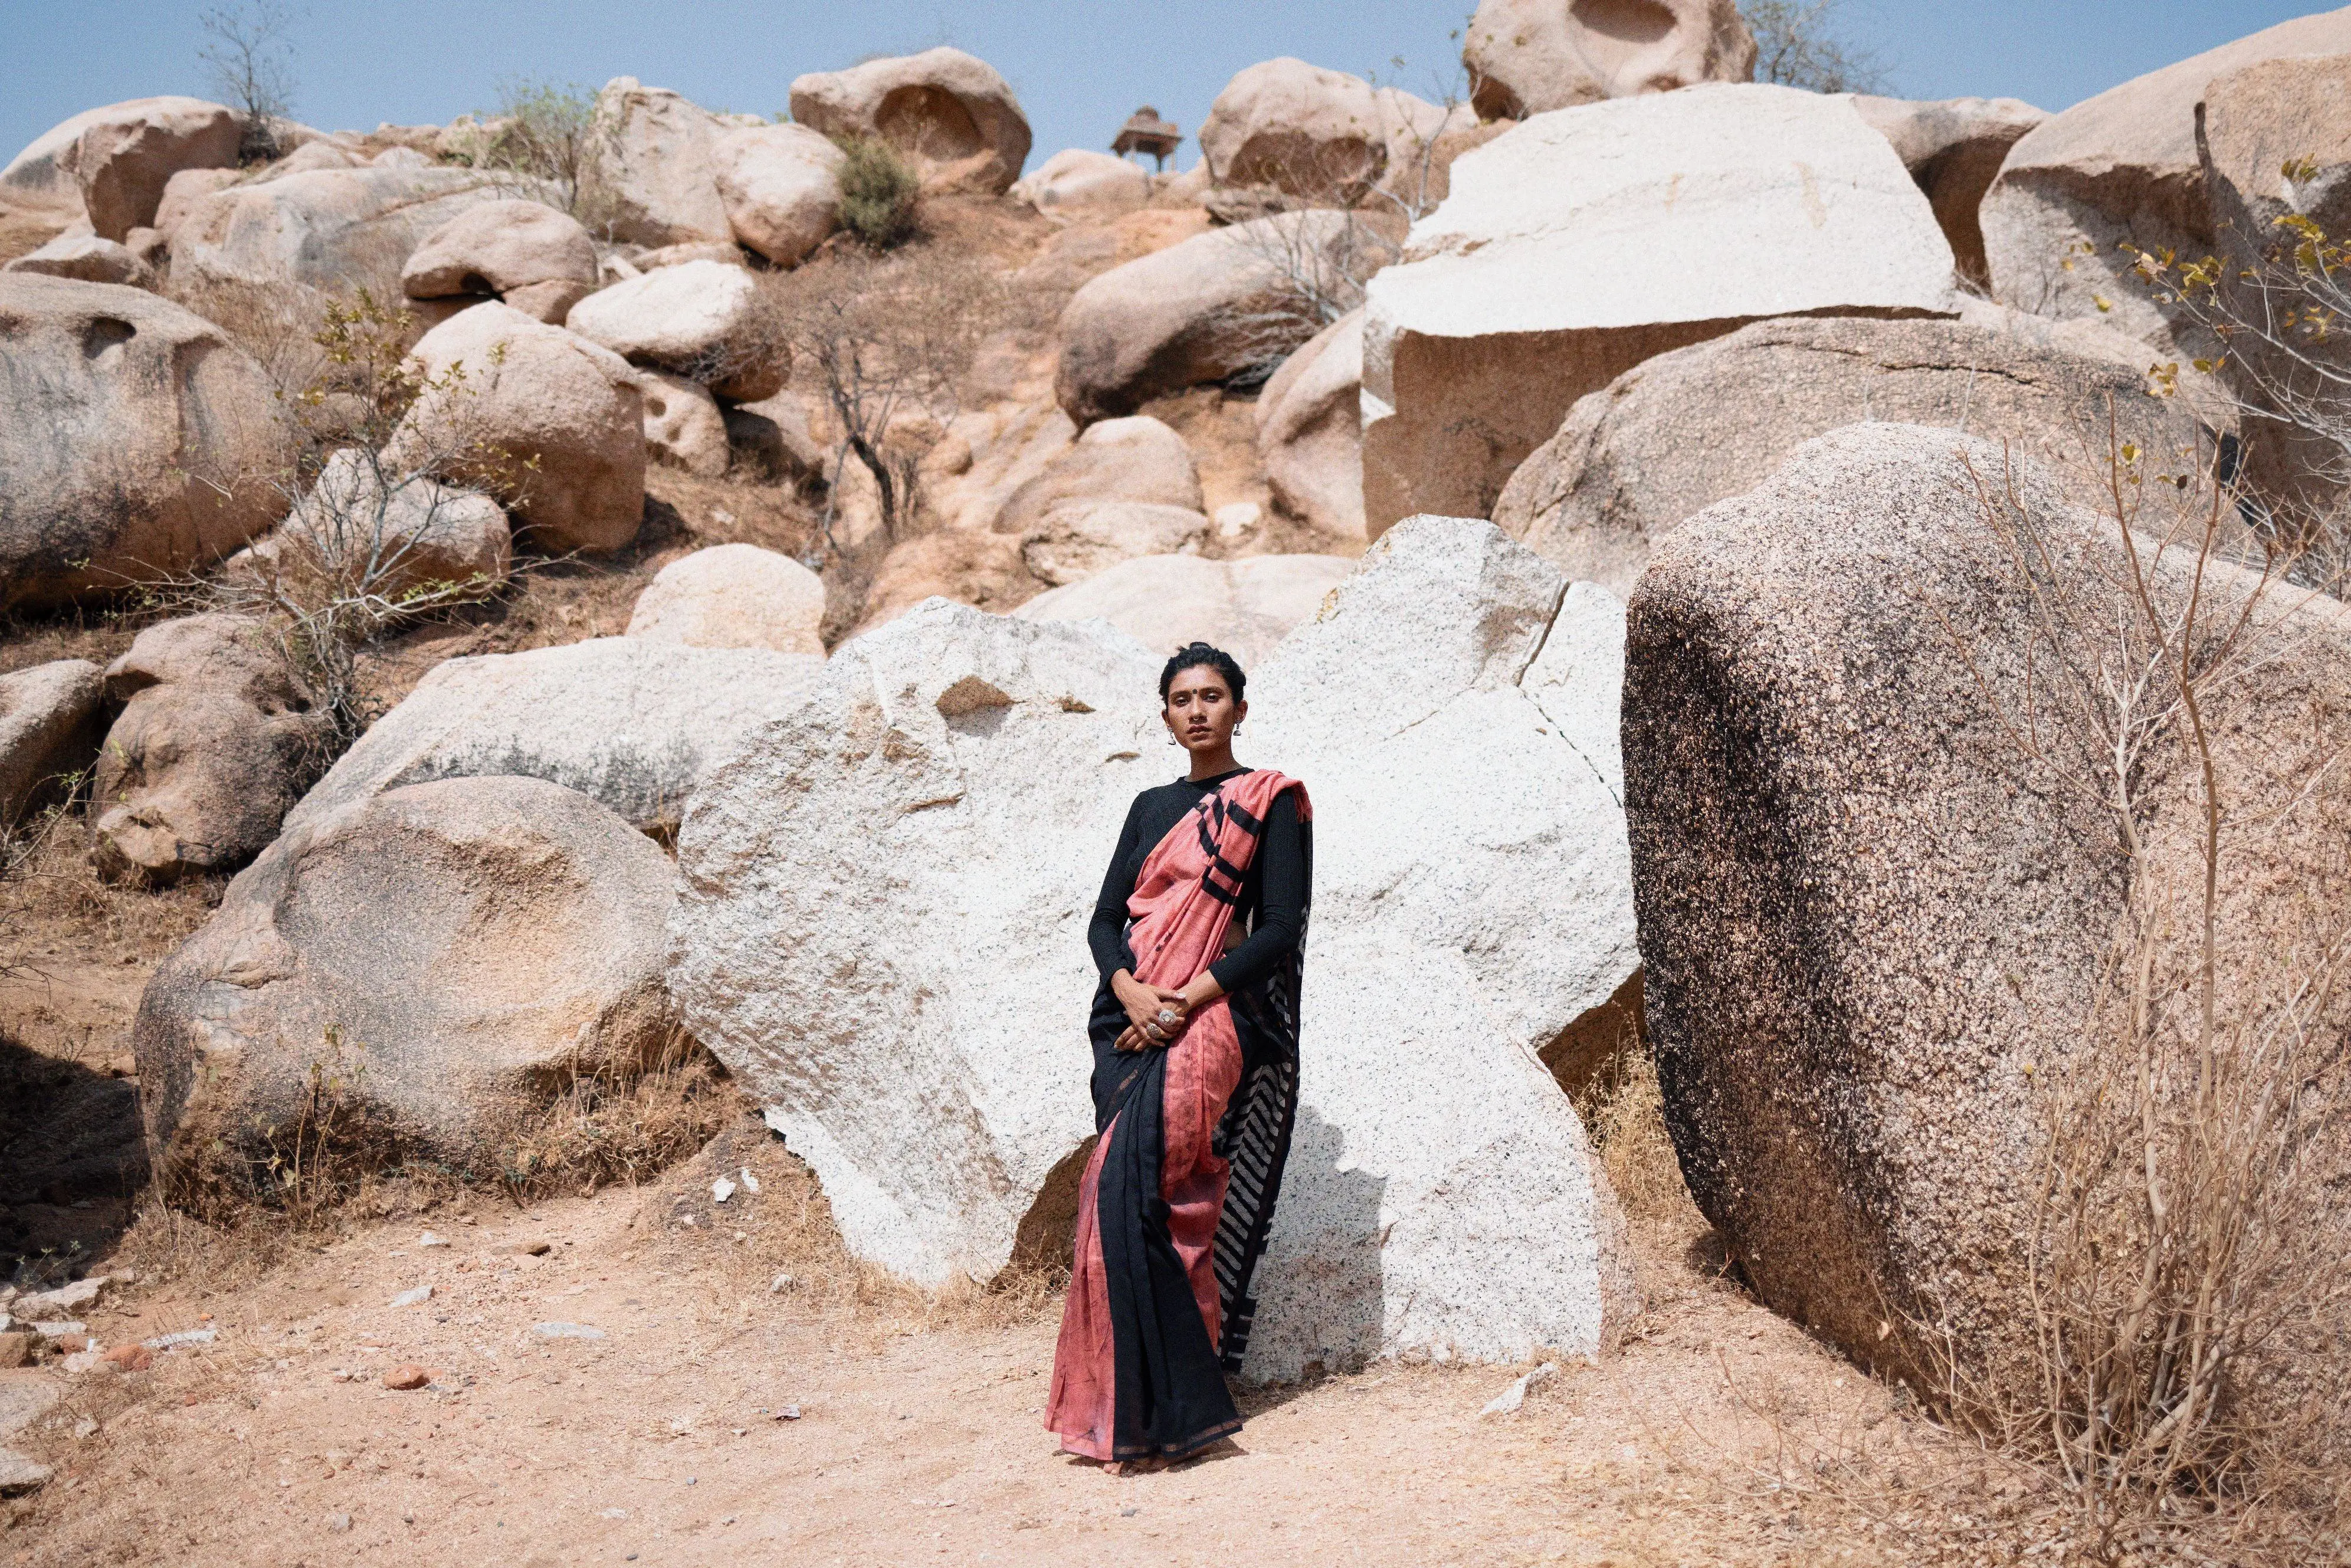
[
  {"left": 1623, "top": 421, "right": 2351, "bottom": 1442},
  {"left": 284, "top": 636, "right": 826, "bottom": 836},
  {"left": 1019, "top": 501, "right": 1211, "bottom": 586},
  {"left": 1055, "top": 209, "right": 1370, "bottom": 425},
  {"left": 1362, "top": 84, "right": 1956, "bottom": 532},
  {"left": 1462, "top": 0, "right": 1756, "bottom": 119},
  {"left": 0, "top": 275, "right": 291, "bottom": 611},
  {"left": 587, "top": 78, "right": 732, "bottom": 248},
  {"left": 390, "top": 302, "right": 646, "bottom": 556},
  {"left": 566, "top": 259, "right": 785, "bottom": 402},
  {"left": 150, "top": 166, "right": 240, "bottom": 244},
  {"left": 671, "top": 516, "right": 1640, "bottom": 1375},
  {"left": 1198, "top": 58, "right": 1465, "bottom": 199},
  {"left": 1009, "top": 149, "right": 1149, "bottom": 222},
  {"left": 2, "top": 232, "right": 158, "bottom": 288},
  {"left": 399, "top": 199, "right": 600, "bottom": 324},
  {"left": 235, "top": 448, "right": 511, "bottom": 598},
  {"left": 90, "top": 615, "right": 329, "bottom": 885},
  {"left": 64, "top": 99, "right": 241, "bottom": 240},
  {"left": 135, "top": 776, "right": 683, "bottom": 1175},
  {"left": 2, "top": 98, "right": 236, "bottom": 223},
  {"left": 2198, "top": 52, "right": 2351, "bottom": 534},
  {"left": 711, "top": 123, "right": 844, "bottom": 267},
  {"left": 1850, "top": 94, "right": 2047, "bottom": 287},
  {"left": 1981, "top": 9, "right": 2351, "bottom": 356},
  {"left": 1257, "top": 307, "right": 1366, "bottom": 539},
  {"left": 167, "top": 166, "right": 526, "bottom": 297},
  {"left": 0, "top": 661, "right": 106, "bottom": 828},
  {"left": 991, "top": 415, "right": 1202, "bottom": 535},
  {"left": 788, "top": 48, "right": 1032, "bottom": 196},
  {"left": 631, "top": 368, "right": 731, "bottom": 477},
  {"left": 1493, "top": 314, "right": 2209, "bottom": 595},
  {"left": 626, "top": 543, "right": 827, "bottom": 654},
  {"left": 1014, "top": 551, "right": 1356, "bottom": 667}
]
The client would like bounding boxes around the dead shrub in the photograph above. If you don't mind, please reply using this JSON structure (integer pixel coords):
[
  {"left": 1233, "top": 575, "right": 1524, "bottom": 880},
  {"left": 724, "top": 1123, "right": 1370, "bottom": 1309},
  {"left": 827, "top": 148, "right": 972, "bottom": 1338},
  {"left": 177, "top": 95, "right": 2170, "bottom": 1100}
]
[{"left": 1909, "top": 425, "right": 2351, "bottom": 1560}]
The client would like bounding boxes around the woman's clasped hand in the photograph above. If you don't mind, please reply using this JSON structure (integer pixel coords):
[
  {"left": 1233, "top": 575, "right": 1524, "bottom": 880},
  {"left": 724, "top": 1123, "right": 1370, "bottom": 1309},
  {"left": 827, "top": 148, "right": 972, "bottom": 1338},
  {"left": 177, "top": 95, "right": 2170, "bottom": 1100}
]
[{"left": 1110, "top": 970, "right": 1190, "bottom": 1052}]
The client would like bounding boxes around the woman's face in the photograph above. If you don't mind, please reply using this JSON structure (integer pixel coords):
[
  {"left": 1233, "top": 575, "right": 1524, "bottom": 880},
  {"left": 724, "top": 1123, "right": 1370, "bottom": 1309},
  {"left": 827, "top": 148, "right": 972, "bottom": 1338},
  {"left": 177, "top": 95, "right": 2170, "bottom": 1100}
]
[{"left": 1163, "top": 664, "right": 1245, "bottom": 755}]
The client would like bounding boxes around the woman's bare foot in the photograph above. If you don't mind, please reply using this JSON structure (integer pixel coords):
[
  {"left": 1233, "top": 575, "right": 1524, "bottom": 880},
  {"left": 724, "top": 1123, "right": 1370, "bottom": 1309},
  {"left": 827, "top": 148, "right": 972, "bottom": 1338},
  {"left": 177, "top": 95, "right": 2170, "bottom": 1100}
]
[{"left": 1104, "top": 1456, "right": 1168, "bottom": 1477}]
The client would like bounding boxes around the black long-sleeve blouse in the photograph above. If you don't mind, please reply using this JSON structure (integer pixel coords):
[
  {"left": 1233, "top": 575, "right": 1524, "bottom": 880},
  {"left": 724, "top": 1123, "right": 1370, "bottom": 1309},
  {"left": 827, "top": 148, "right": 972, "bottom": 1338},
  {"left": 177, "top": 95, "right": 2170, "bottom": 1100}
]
[{"left": 1086, "top": 767, "right": 1308, "bottom": 995}]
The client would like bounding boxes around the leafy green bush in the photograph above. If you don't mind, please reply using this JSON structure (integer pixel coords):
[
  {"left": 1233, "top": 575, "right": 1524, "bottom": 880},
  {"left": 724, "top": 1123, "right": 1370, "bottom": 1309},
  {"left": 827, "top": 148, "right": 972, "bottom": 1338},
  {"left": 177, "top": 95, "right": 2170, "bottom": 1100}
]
[{"left": 833, "top": 135, "right": 920, "bottom": 250}]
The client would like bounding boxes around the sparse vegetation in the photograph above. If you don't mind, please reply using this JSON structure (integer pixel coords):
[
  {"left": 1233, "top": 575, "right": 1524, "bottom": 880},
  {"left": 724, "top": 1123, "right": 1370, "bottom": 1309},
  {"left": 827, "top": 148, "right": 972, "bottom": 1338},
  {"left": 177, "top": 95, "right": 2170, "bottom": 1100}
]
[
  {"left": 1740, "top": 0, "right": 1888, "bottom": 94},
  {"left": 196, "top": 0, "right": 303, "bottom": 162},
  {"left": 832, "top": 133, "right": 922, "bottom": 250},
  {"left": 456, "top": 78, "right": 606, "bottom": 219},
  {"left": 750, "top": 246, "right": 1003, "bottom": 546}
]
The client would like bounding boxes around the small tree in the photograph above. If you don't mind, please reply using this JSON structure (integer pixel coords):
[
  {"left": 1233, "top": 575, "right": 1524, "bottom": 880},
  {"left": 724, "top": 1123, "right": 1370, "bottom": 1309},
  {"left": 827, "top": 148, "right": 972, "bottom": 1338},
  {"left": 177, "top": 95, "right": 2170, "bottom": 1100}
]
[
  {"left": 192, "top": 293, "right": 514, "bottom": 743},
  {"left": 752, "top": 249, "right": 999, "bottom": 546},
  {"left": 1740, "top": 0, "right": 1887, "bottom": 94},
  {"left": 459, "top": 78, "right": 606, "bottom": 219},
  {"left": 197, "top": 0, "right": 303, "bottom": 162},
  {"left": 834, "top": 135, "right": 922, "bottom": 250}
]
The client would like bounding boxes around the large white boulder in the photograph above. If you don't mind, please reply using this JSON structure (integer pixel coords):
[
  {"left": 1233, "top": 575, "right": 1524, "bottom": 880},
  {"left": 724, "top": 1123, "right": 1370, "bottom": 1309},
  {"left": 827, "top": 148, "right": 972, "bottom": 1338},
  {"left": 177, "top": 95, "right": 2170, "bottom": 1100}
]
[
  {"left": 1360, "top": 84, "right": 1958, "bottom": 532},
  {"left": 389, "top": 302, "right": 646, "bottom": 556},
  {"left": 1014, "top": 551, "right": 1356, "bottom": 667},
  {"left": 1, "top": 97, "right": 237, "bottom": 224},
  {"left": 1979, "top": 8, "right": 2351, "bottom": 357},
  {"left": 711, "top": 123, "right": 844, "bottom": 267},
  {"left": 166, "top": 166, "right": 527, "bottom": 296},
  {"left": 0, "top": 275, "right": 290, "bottom": 611},
  {"left": 1257, "top": 307, "right": 1366, "bottom": 539},
  {"left": 284, "top": 635, "right": 827, "bottom": 837},
  {"left": 135, "top": 775, "right": 683, "bottom": 1177},
  {"left": 1198, "top": 58, "right": 1467, "bottom": 199},
  {"left": 1462, "top": 0, "right": 1755, "bottom": 119},
  {"left": 788, "top": 47, "right": 1032, "bottom": 195},
  {"left": 587, "top": 77, "right": 732, "bottom": 248},
  {"left": 626, "top": 543, "right": 827, "bottom": 654},
  {"left": 1009, "top": 149, "right": 1149, "bottom": 222},
  {"left": 565, "top": 259, "right": 786, "bottom": 402},
  {"left": 399, "top": 198, "right": 600, "bottom": 324},
  {"left": 668, "top": 516, "right": 1640, "bottom": 1376}
]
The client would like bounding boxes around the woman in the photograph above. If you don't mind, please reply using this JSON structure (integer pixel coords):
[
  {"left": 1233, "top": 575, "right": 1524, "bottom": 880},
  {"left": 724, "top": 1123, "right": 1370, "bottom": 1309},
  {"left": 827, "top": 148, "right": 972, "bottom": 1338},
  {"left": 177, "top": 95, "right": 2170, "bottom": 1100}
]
[{"left": 1047, "top": 641, "right": 1313, "bottom": 1471}]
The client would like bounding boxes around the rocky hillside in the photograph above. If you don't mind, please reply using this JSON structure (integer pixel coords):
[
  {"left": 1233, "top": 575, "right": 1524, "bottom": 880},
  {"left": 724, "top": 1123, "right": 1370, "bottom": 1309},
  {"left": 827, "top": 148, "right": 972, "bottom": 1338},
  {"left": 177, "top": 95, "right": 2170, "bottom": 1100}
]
[{"left": 3, "top": 4, "right": 2349, "bottom": 1558}]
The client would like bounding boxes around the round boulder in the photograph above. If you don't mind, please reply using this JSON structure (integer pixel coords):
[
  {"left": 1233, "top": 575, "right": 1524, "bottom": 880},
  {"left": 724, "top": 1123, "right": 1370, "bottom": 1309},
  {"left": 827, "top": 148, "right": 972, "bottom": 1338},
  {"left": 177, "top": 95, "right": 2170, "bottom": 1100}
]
[
  {"left": 1255, "top": 307, "right": 1366, "bottom": 539},
  {"left": 1, "top": 97, "right": 237, "bottom": 224},
  {"left": 134, "top": 775, "right": 683, "bottom": 1179},
  {"left": 0, "top": 275, "right": 291, "bottom": 611},
  {"left": 1462, "top": 0, "right": 1757, "bottom": 120},
  {"left": 1199, "top": 58, "right": 1463, "bottom": 199},
  {"left": 390, "top": 301, "right": 647, "bottom": 556},
  {"left": 2, "top": 233, "right": 158, "bottom": 289},
  {"left": 400, "top": 199, "right": 601, "bottom": 325},
  {"left": 788, "top": 47, "right": 1032, "bottom": 195},
  {"left": 1009, "top": 149, "right": 1148, "bottom": 222},
  {"left": 711, "top": 123, "right": 844, "bottom": 267},
  {"left": 565, "top": 258, "right": 786, "bottom": 402},
  {"left": 65, "top": 98, "right": 241, "bottom": 239},
  {"left": 1491, "top": 316, "right": 2212, "bottom": 596},
  {"left": 625, "top": 543, "right": 827, "bottom": 654}
]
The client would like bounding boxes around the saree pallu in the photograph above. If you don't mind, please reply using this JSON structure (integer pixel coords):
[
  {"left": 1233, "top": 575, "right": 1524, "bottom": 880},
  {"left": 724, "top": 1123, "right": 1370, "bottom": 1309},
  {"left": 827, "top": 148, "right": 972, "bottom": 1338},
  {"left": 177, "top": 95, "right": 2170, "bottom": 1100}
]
[{"left": 1047, "top": 769, "right": 1311, "bottom": 1461}]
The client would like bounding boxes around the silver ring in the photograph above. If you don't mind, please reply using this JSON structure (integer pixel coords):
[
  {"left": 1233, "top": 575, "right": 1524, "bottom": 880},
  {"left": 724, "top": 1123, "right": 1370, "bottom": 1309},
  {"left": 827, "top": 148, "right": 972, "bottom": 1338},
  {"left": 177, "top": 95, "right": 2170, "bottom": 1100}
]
[{"left": 1156, "top": 1009, "right": 1177, "bottom": 1026}]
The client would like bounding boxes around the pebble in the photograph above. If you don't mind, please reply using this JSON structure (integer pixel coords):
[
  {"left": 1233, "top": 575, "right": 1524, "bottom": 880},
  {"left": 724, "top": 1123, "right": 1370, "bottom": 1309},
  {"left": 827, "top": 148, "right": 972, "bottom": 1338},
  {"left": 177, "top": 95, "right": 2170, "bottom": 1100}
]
[
  {"left": 502, "top": 1241, "right": 552, "bottom": 1257},
  {"left": 99, "top": 1344, "right": 152, "bottom": 1372},
  {"left": 0, "top": 1335, "right": 25, "bottom": 1369},
  {"left": 769, "top": 1273, "right": 795, "bottom": 1294},
  {"left": 143, "top": 1328, "right": 218, "bottom": 1350},
  {"left": 737, "top": 1167, "right": 760, "bottom": 1194},
  {"left": 389, "top": 1286, "right": 432, "bottom": 1308},
  {"left": 0, "top": 1448, "right": 53, "bottom": 1495},
  {"left": 1480, "top": 1360, "right": 1560, "bottom": 1417},
  {"left": 710, "top": 1177, "right": 736, "bottom": 1204},
  {"left": 326, "top": 1513, "right": 352, "bottom": 1534},
  {"left": 531, "top": 1322, "right": 605, "bottom": 1340},
  {"left": 419, "top": 1232, "right": 450, "bottom": 1248},
  {"left": 774, "top": 1405, "right": 801, "bottom": 1421},
  {"left": 383, "top": 1365, "right": 431, "bottom": 1391}
]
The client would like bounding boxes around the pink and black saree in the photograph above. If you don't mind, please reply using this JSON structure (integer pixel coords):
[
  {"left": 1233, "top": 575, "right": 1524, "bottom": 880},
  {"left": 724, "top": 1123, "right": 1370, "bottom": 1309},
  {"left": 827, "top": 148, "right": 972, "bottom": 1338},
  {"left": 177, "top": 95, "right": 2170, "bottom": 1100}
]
[{"left": 1047, "top": 767, "right": 1312, "bottom": 1461}]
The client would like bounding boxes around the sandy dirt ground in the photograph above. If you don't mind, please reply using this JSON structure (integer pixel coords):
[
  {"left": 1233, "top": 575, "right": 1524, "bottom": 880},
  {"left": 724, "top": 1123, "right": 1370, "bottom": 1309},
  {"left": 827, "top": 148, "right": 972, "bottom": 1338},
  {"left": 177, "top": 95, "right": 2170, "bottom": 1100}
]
[{"left": 0, "top": 1116, "right": 2013, "bottom": 1568}]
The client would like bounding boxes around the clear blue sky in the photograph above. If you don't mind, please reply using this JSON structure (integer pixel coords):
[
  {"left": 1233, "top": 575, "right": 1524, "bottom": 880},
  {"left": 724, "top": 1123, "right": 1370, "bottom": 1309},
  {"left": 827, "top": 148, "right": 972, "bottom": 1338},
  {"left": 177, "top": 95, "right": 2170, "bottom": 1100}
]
[{"left": 4, "top": 2, "right": 2332, "bottom": 175}]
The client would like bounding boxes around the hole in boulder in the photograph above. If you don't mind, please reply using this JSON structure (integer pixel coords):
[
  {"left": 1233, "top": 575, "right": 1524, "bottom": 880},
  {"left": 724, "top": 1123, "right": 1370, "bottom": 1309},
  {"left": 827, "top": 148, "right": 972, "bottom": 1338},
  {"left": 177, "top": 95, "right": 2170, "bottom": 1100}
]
[
  {"left": 80, "top": 317, "right": 136, "bottom": 362},
  {"left": 1570, "top": 0, "right": 1677, "bottom": 45},
  {"left": 874, "top": 84, "right": 983, "bottom": 163}
]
